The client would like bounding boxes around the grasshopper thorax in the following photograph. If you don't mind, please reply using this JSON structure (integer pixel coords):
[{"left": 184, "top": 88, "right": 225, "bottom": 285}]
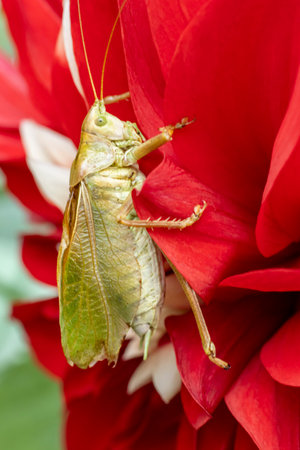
[
  {"left": 81, "top": 100, "right": 141, "bottom": 144},
  {"left": 69, "top": 101, "right": 143, "bottom": 187}
]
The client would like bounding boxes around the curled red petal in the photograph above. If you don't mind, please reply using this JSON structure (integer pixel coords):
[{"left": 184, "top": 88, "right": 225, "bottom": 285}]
[
  {"left": 226, "top": 354, "right": 300, "bottom": 450},
  {"left": 260, "top": 310, "right": 300, "bottom": 387},
  {"left": 220, "top": 257, "right": 300, "bottom": 292}
]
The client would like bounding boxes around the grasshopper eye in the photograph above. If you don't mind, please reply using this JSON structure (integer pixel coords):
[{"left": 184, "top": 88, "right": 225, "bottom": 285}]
[{"left": 95, "top": 115, "right": 107, "bottom": 127}]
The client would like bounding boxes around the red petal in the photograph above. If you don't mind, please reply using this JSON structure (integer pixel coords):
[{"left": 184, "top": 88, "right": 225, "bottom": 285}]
[
  {"left": 0, "top": 130, "right": 24, "bottom": 161},
  {"left": 22, "top": 234, "right": 59, "bottom": 286},
  {"left": 63, "top": 365, "right": 107, "bottom": 405},
  {"left": 260, "top": 311, "right": 300, "bottom": 387},
  {"left": 179, "top": 403, "right": 240, "bottom": 450},
  {"left": 196, "top": 402, "right": 237, "bottom": 450},
  {"left": 167, "top": 293, "right": 292, "bottom": 418},
  {"left": 2, "top": 0, "right": 61, "bottom": 123},
  {"left": 130, "top": 395, "right": 181, "bottom": 450},
  {"left": 145, "top": 0, "right": 190, "bottom": 79},
  {"left": 234, "top": 426, "right": 258, "bottom": 450},
  {"left": 181, "top": 384, "right": 211, "bottom": 429},
  {"left": 65, "top": 361, "right": 181, "bottom": 450},
  {"left": 70, "top": 0, "right": 134, "bottom": 121},
  {"left": 12, "top": 298, "right": 68, "bottom": 378},
  {"left": 164, "top": 0, "right": 300, "bottom": 211},
  {"left": 120, "top": 0, "right": 165, "bottom": 136},
  {"left": 256, "top": 70, "right": 300, "bottom": 255},
  {"left": 0, "top": 54, "right": 42, "bottom": 128},
  {"left": 51, "top": 28, "right": 87, "bottom": 145},
  {"left": 134, "top": 155, "right": 258, "bottom": 300},
  {"left": 47, "top": 0, "right": 62, "bottom": 16},
  {"left": 220, "top": 257, "right": 300, "bottom": 292},
  {"left": 226, "top": 355, "right": 300, "bottom": 450},
  {"left": 176, "top": 415, "right": 197, "bottom": 450}
]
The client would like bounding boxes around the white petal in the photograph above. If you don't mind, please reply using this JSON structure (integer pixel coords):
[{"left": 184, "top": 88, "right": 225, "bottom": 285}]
[
  {"left": 152, "top": 344, "right": 182, "bottom": 403},
  {"left": 123, "top": 331, "right": 144, "bottom": 360},
  {"left": 20, "top": 120, "right": 76, "bottom": 211},
  {"left": 127, "top": 343, "right": 181, "bottom": 404},
  {"left": 62, "top": 0, "right": 87, "bottom": 104},
  {"left": 127, "top": 359, "right": 152, "bottom": 394}
]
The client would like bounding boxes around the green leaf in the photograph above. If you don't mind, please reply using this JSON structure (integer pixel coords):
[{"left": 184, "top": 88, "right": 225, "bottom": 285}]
[{"left": 0, "top": 356, "right": 62, "bottom": 450}]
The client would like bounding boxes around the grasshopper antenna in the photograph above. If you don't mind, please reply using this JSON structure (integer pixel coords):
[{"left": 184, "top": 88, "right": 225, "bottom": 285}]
[
  {"left": 100, "top": 0, "right": 129, "bottom": 102},
  {"left": 77, "top": 0, "right": 98, "bottom": 101}
]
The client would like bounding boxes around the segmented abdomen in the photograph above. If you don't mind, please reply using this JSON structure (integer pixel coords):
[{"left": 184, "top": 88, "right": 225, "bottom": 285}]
[{"left": 58, "top": 165, "right": 164, "bottom": 368}]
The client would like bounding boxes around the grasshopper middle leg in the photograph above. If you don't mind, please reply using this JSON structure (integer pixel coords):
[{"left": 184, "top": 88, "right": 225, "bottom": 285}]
[
  {"left": 117, "top": 195, "right": 207, "bottom": 230},
  {"left": 119, "top": 122, "right": 207, "bottom": 229}
]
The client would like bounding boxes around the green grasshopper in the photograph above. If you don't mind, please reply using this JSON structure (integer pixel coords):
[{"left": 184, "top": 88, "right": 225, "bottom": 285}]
[{"left": 57, "top": 0, "right": 230, "bottom": 370}]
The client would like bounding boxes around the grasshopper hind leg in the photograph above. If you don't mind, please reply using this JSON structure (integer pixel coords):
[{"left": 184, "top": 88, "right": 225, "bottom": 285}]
[
  {"left": 167, "top": 258, "right": 230, "bottom": 370},
  {"left": 117, "top": 120, "right": 229, "bottom": 368}
]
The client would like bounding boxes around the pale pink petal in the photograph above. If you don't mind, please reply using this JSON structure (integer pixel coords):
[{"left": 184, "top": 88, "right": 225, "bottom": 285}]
[
  {"left": 20, "top": 120, "right": 76, "bottom": 211},
  {"left": 127, "top": 343, "right": 181, "bottom": 403},
  {"left": 62, "top": 0, "right": 86, "bottom": 104}
]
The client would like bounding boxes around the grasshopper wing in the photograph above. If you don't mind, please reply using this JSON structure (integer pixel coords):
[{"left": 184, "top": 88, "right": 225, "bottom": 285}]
[{"left": 57, "top": 180, "right": 141, "bottom": 369}]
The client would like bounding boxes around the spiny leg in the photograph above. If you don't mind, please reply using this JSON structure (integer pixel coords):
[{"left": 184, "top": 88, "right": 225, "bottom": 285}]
[
  {"left": 117, "top": 195, "right": 207, "bottom": 230},
  {"left": 167, "top": 258, "right": 230, "bottom": 370},
  {"left": 119, "top": 119, "right": 206, "bottom": 228},
  {"left": 103, "top": 91, "right": 130, "bottom": 104}
]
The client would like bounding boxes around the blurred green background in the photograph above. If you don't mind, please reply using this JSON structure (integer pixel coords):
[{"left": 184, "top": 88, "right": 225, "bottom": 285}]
[{"left": 0, "top": 10, "right": 62, "bottom": 450}]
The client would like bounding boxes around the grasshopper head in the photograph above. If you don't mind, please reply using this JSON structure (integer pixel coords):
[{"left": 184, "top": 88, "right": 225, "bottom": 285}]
[{"left": 82, "top": 100, "right": 141, "bottom": 142}]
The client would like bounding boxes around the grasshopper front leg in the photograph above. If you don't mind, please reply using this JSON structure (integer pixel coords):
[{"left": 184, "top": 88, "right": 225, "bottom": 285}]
[
  {"left": 124, "top": 125, "right": 175, "bottom": 165},
  {"left": 103, "top": 92, "right": 130, "bottom": 104}
]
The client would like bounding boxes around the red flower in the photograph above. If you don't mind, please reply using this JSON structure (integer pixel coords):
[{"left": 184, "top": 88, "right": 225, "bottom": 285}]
[{"left": 1, "top": 0, "right": 300, "bottom": 448}]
